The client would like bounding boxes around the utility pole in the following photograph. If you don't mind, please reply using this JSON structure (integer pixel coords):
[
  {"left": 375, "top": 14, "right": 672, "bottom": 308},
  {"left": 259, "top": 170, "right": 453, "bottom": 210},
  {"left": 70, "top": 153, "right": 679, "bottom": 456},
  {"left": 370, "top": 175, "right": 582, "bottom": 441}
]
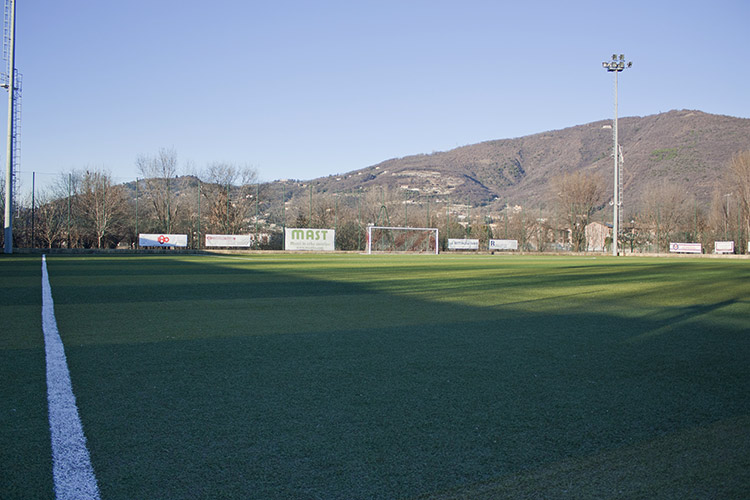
[
  {"left": 725, "top": 193, "right": 731, "bottom": 240},
  {"left": 135, "top": 178, "right": 139, "bottom": 248}
]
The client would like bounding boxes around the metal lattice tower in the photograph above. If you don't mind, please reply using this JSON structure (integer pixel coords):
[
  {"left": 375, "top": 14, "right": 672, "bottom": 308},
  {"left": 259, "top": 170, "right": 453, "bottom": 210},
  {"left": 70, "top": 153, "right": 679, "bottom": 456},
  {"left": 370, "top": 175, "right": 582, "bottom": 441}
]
[
  {"left": 2, "top": 0, "right": 11, "bottom": 63},
  {"left": 3, "top": 69, "right": 22, "bottom": 189},
  {"left": 2, "top": 0, "right": 20, "bottom": 253},
  {"left": 2, "top": 4, "right": 21, "bottom": 190}
]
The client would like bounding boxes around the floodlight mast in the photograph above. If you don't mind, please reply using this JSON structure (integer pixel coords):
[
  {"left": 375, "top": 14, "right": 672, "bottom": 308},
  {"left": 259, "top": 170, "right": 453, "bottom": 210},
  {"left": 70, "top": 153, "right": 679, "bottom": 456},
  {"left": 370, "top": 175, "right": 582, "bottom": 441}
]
[
  {"left": 602, "top": 54, "right": 631, "bottom": 256},
  {"left": 3, "top": 0, "right": 16, "bottom": 254}
]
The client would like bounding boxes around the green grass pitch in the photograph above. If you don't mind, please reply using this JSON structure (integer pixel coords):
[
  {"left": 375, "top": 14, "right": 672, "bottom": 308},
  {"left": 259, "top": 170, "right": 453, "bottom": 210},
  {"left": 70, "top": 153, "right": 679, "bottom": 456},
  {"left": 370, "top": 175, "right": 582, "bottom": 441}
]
[{"left": 2, "top": 253, "right": 749, "bottom": 499}]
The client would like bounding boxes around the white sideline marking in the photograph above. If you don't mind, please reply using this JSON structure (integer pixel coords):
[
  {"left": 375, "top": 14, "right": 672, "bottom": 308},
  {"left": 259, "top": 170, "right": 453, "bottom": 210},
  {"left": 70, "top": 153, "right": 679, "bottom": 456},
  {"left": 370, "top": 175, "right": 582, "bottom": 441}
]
[{"left": 42, "top": 255, "right": 101, "bottom": 500}]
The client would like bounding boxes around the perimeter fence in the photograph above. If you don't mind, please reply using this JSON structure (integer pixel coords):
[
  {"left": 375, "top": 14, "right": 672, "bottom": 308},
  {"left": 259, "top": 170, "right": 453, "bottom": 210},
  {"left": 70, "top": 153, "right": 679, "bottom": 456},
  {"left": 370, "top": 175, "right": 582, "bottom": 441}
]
[{"left": 2, "top": 175, "right": 748, "bottom": 255}]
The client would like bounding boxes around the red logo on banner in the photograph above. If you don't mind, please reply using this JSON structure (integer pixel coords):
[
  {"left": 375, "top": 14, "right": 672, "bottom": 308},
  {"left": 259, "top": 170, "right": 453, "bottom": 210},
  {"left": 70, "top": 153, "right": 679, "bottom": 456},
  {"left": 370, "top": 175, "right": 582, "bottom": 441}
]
[{"left": 158, "top": 234, "right": 170, "bottom": 244}]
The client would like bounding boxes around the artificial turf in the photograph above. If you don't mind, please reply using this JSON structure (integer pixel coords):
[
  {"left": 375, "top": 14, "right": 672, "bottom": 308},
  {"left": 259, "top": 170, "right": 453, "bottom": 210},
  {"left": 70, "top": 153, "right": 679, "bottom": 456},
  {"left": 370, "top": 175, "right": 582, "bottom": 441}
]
[
  {"left": 0, "top": 255, "right": 53, "bottom": 499},
  {"left": 2, "top": 253, "right": 749, "bottom": 498}
]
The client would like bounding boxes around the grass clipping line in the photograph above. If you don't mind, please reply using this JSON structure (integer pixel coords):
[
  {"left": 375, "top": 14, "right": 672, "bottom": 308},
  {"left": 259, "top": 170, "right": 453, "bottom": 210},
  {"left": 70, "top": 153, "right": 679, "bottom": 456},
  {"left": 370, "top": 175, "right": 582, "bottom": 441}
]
[{"left": 42, "top": 255, "right": 101, "bottom": 500}]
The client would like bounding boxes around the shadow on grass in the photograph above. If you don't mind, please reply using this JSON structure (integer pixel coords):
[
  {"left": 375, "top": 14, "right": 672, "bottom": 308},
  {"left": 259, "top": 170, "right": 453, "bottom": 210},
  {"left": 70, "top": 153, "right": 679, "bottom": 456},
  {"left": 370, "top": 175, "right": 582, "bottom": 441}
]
[
  {"left": 425, "top": 415, "right": 750, "bottom": 500},
  {"left": 41, "top": 254, "right": 750, "bottom": 499}
]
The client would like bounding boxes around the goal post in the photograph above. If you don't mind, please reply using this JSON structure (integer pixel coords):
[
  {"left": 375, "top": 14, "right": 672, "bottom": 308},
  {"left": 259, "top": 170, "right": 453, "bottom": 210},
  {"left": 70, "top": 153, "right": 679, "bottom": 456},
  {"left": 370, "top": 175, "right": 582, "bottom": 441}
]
[{"left": 366, "top": 225, "right": 439, "bottom": 255}]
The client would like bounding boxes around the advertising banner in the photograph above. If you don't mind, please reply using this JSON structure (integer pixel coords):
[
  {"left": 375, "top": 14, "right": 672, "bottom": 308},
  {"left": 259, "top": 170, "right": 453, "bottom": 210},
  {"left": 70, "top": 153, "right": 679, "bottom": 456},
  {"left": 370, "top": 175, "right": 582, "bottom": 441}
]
[
  {"left": 669, "top": 242, "right": 702, "bottom": 254},
  {"left": 205, "top": 234, "right": 253, "bottom": 248},
  {"left": 714, "top": 241, "right": 735, "bottom": 254},
  {"left": 139, "top": 233, "right": 188, "bottom": 248},
  {"left": 285, "top": 228, "right": 335, "bottom": 251},
  {"left": 489, "top": 239, "right": 519, "bottom": 251},
  {"left": 448, "top": 238, "right": 479, "bottom": 250}
]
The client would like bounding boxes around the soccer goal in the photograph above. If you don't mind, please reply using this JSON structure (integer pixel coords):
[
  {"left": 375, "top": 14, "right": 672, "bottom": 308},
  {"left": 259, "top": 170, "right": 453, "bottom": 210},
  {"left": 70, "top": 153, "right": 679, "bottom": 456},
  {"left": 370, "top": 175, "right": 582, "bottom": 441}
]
[{"left": 366, "top": 225, "right": 439, "bottom": 255}]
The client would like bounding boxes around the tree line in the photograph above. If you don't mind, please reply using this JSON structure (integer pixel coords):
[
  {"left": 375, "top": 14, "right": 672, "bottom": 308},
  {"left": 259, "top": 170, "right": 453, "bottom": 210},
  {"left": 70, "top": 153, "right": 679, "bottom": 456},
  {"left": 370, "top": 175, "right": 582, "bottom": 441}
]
[
  {"left": 2, "top": 149, "right": 749, "bottom": 253},
  {"left": 553, "top": 151, "right": 750, "bottom": 253}
]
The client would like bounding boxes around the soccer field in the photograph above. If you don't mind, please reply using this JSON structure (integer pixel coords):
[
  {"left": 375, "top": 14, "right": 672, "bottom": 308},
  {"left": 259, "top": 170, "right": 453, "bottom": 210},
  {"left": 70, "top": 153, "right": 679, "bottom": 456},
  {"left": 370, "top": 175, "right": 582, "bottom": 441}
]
[{"left": 2, "top": 253, "right": 749, "bottom": 499}]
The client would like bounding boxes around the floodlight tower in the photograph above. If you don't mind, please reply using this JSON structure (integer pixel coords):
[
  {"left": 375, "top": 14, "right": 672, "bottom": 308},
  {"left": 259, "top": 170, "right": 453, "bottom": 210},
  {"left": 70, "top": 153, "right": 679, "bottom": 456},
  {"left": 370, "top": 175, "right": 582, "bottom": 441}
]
[
  {"left": 2, "top": 0, "right": 17, "bottom": 253},
  {"left": 602, "top": 54, "right": 631, "bottom": 256}
]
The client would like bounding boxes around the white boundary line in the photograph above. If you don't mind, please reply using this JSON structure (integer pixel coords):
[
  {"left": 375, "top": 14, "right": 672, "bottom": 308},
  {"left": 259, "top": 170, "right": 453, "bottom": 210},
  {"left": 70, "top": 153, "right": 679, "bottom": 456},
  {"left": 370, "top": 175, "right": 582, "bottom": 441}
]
[{"left": 42, "top": 255, "right": 101, "bottom": 500}]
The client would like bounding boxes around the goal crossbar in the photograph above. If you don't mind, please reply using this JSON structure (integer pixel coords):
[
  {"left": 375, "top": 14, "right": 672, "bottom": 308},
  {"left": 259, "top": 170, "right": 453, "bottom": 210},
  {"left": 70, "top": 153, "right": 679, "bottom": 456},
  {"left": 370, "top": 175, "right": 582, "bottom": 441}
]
[{"left": 366, "top": 225, "right": 439, "bottom": 255}]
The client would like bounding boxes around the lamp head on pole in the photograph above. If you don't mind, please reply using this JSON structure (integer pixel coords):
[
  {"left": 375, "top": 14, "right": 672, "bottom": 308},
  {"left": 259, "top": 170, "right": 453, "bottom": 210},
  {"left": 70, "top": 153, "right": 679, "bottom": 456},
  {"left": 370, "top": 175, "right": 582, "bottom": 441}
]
[{"left": 602, "top": 54, "right": 632, "bottom": 72}]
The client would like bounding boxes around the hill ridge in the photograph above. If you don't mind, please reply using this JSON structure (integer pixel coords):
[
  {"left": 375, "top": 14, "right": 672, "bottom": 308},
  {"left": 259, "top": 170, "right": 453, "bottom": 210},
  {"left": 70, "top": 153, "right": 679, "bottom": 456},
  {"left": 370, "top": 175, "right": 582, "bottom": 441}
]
[{"left": 275, "top": 109, "right": 750, "bottom": 210}]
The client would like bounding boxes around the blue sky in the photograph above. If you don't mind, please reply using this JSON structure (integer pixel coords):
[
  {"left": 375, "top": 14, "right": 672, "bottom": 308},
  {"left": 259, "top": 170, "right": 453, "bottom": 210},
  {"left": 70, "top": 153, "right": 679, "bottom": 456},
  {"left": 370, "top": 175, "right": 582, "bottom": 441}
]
[{"left": 6, "top": 0, "right": 750, "bottom": 193}]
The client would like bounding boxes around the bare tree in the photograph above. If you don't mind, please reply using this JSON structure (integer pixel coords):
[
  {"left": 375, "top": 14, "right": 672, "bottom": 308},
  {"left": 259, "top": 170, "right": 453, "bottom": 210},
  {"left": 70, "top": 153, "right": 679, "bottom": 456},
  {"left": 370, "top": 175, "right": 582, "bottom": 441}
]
[
  {"left": 326, "top": 190, "right": 366, "bottom": 250},
  {"left": 708, "top": 186, "right": 733, "bottom": 242},
  {"left": 310, "top": 192, "right": 337, "bottom": 229},
  {"left": 498, "top": 206, "right": 533, "bottom": 251},
  {"left": 551, "top": 171, "right": 605, "bottom": 252},
  {"left": 48, "top": 172, "right": 83, "bottom": 248},
  {"left": 728, "top": 151, "right": 750, "bottom": 249},
  {"left": 75, "top": 170, "right": 129, "bottom": 248},
  {"left": 35, "top": 187, "right": 68, "bottom": 248},
  {"left": 199, "top": 162, "right": 258, "bottom": 234},
  {"left": 641, "top": 181, "right": 695, "bottom": 251},
  {"left": 137, "top": 148, "right": 180, "bottom": 232},
  {"left": 706, "top": 151, "right": 750, "bottom": 252},
  {"left": 360, "top": 186, "right": 398, "bottom": 226}
]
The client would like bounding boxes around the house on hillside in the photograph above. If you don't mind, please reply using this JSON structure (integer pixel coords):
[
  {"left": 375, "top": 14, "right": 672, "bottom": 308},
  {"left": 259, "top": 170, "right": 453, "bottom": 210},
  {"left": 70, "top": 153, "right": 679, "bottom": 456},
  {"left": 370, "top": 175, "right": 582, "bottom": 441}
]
[{"left": 585, "top": 221, "right": 612, "bottom": 252}]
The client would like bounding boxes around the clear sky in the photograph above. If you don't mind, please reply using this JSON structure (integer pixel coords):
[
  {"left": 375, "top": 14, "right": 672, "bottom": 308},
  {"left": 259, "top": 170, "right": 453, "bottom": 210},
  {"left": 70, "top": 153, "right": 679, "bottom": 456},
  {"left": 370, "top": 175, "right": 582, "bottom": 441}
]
[{"left": 5, "top": 0, "right": 750, "bottom": 194}]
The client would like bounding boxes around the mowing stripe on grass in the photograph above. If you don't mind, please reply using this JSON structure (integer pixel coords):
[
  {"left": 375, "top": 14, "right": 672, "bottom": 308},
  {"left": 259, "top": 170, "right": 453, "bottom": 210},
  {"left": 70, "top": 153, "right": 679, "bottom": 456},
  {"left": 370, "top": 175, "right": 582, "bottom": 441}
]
[{"left": 41, "top": 255, "right": 101, "bottom": 500}]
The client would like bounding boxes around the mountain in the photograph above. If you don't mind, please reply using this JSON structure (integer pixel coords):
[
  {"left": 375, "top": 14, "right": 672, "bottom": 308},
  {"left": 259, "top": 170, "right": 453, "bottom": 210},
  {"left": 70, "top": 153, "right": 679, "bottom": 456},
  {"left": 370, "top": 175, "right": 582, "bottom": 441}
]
[{"left": 273, "top": 110, "right": 750, "bottom": 210}]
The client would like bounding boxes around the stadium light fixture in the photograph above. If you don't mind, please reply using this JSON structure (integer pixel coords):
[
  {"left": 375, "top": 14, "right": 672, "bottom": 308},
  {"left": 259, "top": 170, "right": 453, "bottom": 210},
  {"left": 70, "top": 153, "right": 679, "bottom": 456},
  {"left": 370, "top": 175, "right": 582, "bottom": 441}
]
[{"left": 602, "top": 53, "right": 632, "bottom": 256}]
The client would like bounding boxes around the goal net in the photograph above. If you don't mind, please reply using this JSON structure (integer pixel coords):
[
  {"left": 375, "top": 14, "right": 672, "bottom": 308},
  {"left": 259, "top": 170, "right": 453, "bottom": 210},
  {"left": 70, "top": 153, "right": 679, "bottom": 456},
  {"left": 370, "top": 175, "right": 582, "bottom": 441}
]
[{"left": 366, "top": 226, "right": 439, "bottom": 254}]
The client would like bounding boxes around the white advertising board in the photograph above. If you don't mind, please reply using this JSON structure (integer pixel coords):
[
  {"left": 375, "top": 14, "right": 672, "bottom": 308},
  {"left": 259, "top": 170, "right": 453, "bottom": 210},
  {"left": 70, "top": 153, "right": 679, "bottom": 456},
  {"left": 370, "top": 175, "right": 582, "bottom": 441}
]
[
  {"left": 669, "top": 242, "right": 702, "bottom": 254},
  {"left": 285, "top": 228, "right": 335, "bottom": 251},
  {"left": 489, "top": 239, "right": 519, "bottom": 251},
  {"left": 448, "top": 238, "right": 479, "bottom": 250},
  {"left": 205, "top": 234, "right": 253, "bottom": 248},
  {"left": 139, "top": 233, "right": 188, "bottom": 248},
  {"left": 714, "top": 241, "right": 735, "bottom": 254}
]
